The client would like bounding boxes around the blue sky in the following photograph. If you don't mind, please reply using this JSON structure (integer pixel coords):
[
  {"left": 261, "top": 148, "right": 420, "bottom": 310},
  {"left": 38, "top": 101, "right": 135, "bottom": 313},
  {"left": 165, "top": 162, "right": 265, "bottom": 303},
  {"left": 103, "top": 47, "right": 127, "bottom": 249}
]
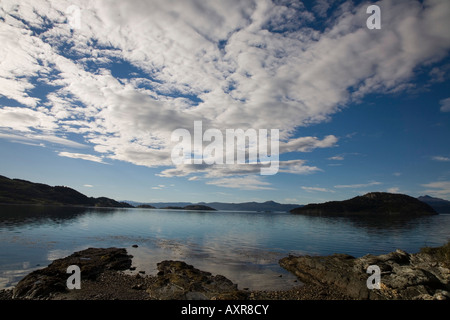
[{"left": 1, "top": 0, "right": 450, "bottom": 204}]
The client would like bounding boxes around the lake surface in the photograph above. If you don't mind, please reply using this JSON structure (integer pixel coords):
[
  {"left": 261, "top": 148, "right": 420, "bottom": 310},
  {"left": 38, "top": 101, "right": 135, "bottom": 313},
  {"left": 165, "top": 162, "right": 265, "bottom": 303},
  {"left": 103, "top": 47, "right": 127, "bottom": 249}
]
[{"left": 1, "top": 205, "right": 449, "bottom": 291}]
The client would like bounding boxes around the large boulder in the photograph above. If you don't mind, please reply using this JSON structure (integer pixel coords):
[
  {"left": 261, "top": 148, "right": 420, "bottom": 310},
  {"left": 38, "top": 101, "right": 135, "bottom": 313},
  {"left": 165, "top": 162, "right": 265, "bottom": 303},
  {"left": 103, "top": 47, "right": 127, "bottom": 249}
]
[
  {"left": 146, "top": 260, "right": 248, "bottom": 300},
  {"left": 279, "top": 244, "right": 450, "bottom": 300},
  {"left": 12, "top": 247, "right": 132, "bottom": 299}
]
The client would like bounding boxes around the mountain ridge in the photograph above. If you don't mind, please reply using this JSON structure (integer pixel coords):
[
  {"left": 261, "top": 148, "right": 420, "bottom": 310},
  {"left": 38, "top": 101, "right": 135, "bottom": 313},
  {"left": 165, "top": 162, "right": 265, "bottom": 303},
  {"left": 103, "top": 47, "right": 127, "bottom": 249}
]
[
  {"left": 124, "top": 200, "right": 300, "bottom": 212},
  {"left": 290, "top": 192, "right": 437, "bottom": 216},
  {"left": 5, "top": 174, "right": 447, "bottom": 214},
  {"left": 0, "top": 175, "right": 132, "bottom": 208},
  {"left": 417, "top": 195, "right": 450, "bottom": 214}
]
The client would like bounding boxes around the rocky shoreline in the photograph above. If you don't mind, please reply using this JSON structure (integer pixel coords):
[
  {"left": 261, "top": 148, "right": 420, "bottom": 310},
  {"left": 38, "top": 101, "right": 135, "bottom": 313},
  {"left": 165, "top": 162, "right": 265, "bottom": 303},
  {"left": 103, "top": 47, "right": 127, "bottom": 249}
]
[
  {"left": 1, "top": 243, "right": 448, "bottom": 300},
  {"left": 281, "top": 244, "right": 449, "bottom": 300}
]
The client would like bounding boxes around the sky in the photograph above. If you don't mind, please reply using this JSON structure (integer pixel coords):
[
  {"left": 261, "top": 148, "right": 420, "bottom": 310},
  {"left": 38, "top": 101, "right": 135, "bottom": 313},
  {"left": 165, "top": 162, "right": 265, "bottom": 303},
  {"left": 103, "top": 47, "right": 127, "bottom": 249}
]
[{"left": 0, "top": 0, "right": 450, "bottom": 204}]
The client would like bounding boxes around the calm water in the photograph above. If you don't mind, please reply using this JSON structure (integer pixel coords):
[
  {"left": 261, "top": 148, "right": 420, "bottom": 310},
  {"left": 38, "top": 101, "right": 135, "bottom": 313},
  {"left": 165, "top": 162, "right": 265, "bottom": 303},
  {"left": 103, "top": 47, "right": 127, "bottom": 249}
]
[{"left": 0, "top": 205, "right": 449, "bottom": 291}]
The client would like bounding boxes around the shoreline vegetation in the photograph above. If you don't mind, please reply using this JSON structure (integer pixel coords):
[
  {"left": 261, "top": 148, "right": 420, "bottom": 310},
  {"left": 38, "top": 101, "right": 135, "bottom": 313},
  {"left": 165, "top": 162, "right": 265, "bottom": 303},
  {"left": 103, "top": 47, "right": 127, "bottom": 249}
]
[{"left": 0, "top": 242, "right": 448, "bottom": 300}]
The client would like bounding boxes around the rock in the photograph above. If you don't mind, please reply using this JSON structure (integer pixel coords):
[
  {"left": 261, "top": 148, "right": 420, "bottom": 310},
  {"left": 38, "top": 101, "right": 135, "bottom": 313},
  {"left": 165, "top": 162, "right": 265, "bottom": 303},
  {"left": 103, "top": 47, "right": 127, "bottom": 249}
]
[
  {"left": 0, "top": 289, "right": 13, "bottom": 300},
  {"left": 146, "top": 260, "right": 248, "bottom": 300},
  {"left": 12, "top": 247, "right": 132, "bottom": 299},
  {"left": 132, "top": 284, "right": 144, "bottom": 290},
  {"left": 279, "top": 243, "right": 450, "bottom": 300}
]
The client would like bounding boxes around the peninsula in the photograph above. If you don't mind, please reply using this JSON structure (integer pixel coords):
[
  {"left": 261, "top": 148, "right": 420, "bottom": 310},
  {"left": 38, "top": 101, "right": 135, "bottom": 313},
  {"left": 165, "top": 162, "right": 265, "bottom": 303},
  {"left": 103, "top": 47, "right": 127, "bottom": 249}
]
[
  {"left": 0, "top": 175, "right": 132, "bottom": 208},
  {"left": 290, "top": 192, "right": 437, "bottom": 216}
]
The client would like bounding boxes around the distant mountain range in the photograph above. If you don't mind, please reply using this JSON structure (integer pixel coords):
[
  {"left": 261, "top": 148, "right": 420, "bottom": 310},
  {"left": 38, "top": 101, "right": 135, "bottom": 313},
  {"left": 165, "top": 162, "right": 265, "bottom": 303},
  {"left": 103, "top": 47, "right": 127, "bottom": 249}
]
[
  {"left": 127, "top": 196, "right": 450, "bottom": 213},
  {"left": 0, "top": 175, "right": 132, "bottom": 208},
  {"left": 0, "top": 174, "right": 299, "bottom": 211},
  {"left": 417, "top": 195, "right": 450, "bottom": 214},
  {"left": 124, "top": 200, "right": 300, "bottom": 212},
  {"left": 198, "top": 200, "right": 300, "bottom": 212},
  {"left": 2, "top": 173, "right": 449, "bottom": 214},
  {"left": 128, "top": 196, "right": 450, "bottom": 213}
]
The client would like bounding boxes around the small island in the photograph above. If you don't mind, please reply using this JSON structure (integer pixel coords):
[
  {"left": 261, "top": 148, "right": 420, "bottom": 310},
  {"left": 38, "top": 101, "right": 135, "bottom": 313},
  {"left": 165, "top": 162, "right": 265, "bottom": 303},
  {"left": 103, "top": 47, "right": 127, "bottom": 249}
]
[
  {"left": 290, "top": 192, "right": 437, "bottom": 216},
  {"left": 161, "top": 204, "right": 216, "bottom": 211},
  {"left": 136, "top": 204, "right": 156, "bottom": 209}
]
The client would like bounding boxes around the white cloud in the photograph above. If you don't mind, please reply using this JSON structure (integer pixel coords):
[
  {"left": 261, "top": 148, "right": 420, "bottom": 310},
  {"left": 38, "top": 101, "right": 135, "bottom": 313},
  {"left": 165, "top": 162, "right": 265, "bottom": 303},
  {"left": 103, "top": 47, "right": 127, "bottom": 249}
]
[
  {"left": 1, "top": 0, "right": 450, "bottom": 189},
  {"left": 421, "top": 181, "right": 450, "bottom": 198},
  {"left": 152, "top": 184, "right": 168, "bottom": 190},
  {"left": 157, "top": 159, "right": 319, "bottom": 179},
  {"left": 280, "top": 135, "right": 338, "bottom": 153},
  {"left": 301, "top": 186, "right": 335, "bottom": 193},
  {"left": 387, "top": 187, "right": 400, "bottom": 193},
  {"left": 312, "top": 0, "right": 334, "bottom": 18},
  {"left": 328, "top": 155, "right": 344, "bottom": 161},
  {"left": 278, "top": 160, "right": 321, "bottom": 175},
  {"left": 0, "top": 107, "right": 58, "bottom": 132},
  {"left": 57, "top": 151, "right": 106, "bottom": 164},
  {"left": 83, "top": 184, "right": 93, "bottom": 188},
  {"left": 432, "top": 156, "right": 450, "bottom": 162},
  {"left": 334, "top": 181, "right": 382, "bottom": 189},
  {"left": 439, "top": 97, "right": 450, "bottom": 112},
  {"left": 0, "top": 131, "right": 86, "bottom": 148},
  {"left": 206, "top": 176, "right": 274, "bottom": 191}
]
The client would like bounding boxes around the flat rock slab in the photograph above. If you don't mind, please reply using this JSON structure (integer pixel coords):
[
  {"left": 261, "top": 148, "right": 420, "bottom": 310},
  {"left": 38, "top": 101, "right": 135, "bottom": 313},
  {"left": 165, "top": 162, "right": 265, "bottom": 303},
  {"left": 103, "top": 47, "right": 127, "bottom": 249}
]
[
  {"left": 280, "top": 248, "right": 450, "bottom": 300},
  {"left": 12, "top": 247, "right": 132, "bottom": 299},
  {"left": 146, "top": 260, "right": 248, "bottom": 300}
]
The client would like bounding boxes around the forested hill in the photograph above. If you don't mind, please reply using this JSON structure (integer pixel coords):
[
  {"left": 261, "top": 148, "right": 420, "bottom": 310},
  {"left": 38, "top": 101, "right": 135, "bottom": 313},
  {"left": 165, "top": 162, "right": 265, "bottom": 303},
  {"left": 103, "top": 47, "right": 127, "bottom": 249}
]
[
  {"left": 290, "top": 192, "right": 437, "bottom": 216},
  {"left": 0, "top": 175, "right": 132, "bottom": 208}
]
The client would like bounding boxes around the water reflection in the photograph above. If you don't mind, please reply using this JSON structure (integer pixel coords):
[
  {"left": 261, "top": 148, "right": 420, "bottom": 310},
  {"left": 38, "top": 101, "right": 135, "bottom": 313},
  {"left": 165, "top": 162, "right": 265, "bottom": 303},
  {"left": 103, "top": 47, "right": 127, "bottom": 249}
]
[
  {"left": 0, "top": 205, "right": 122, "bottom": 228},
  {"left": 299, "top": 214, "right": 439, "bottom": 233},
  {"left": 124, "top": 243, "right": 298, "bottom": 291},
  {"left": 0, "top": 205, "right": 449, "bottom": 291}
]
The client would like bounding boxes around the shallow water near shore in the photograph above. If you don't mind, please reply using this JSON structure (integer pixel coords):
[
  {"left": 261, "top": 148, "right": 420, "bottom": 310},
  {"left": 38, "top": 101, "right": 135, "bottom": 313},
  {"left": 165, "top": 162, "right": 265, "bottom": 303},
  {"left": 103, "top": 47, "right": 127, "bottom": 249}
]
[{"left": 1, "top": 205, "right": 449, "bottom": 291}]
